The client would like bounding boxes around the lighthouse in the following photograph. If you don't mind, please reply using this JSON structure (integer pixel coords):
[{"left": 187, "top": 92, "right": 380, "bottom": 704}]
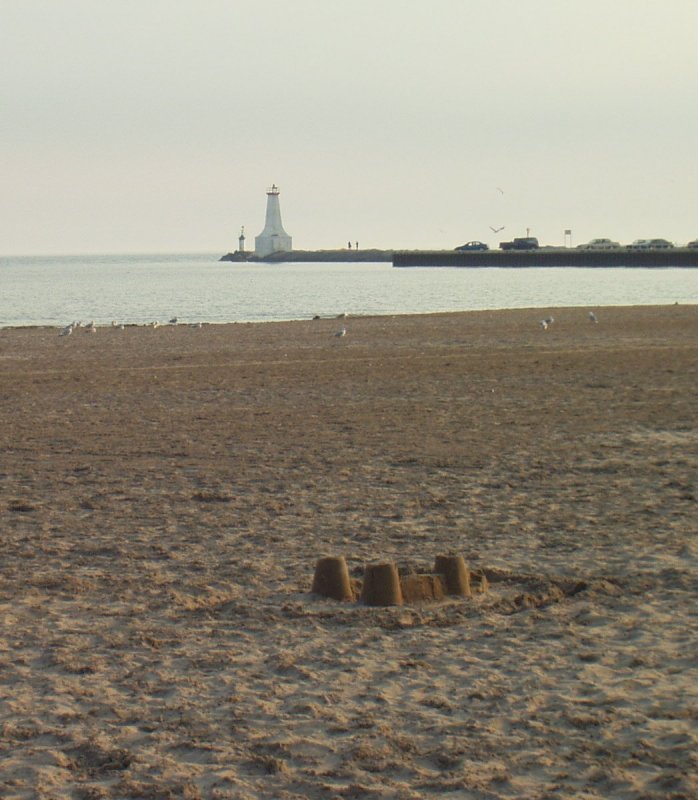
[{"left": 254, "top": 184, "right": 292, "bottom": 257}]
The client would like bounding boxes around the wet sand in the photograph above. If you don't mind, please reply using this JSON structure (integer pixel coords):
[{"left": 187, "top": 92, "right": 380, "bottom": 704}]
[{"left": 1, "top": 305, "right": 696, "bottom": 799}]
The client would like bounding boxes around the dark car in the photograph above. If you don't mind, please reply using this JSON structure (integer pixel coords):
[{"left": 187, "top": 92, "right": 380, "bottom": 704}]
[
  {"left": 500, "top": 237, "right": 539, "bottom": 251},
  {"left": 455, "top": 241, "right": 489, "bottom": 251}
]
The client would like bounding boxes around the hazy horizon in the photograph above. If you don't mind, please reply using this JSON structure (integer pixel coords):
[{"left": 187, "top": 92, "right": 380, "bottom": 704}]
[{"left": 2, "top": 1, "right": 697, "bottom": 256}]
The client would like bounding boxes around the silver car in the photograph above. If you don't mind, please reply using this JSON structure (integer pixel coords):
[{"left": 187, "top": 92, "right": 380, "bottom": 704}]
[{"left": 578, "top": 238, "right": 621, "bottom": 250}]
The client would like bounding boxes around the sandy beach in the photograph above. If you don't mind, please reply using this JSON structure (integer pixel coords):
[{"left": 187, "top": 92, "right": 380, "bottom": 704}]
[{"left": 1, "top": 305, "right": 696, "bottom": 799}]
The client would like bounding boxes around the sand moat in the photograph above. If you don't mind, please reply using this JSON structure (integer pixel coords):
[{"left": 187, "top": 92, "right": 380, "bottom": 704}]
[{"left": 1, "top": 306, "right": 696, "bottom": 799}]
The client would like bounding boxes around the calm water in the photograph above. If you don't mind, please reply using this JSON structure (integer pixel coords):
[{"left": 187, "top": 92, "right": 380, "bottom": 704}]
[{"left": 1, "top": 252, "right": 696, "bottom": 327}]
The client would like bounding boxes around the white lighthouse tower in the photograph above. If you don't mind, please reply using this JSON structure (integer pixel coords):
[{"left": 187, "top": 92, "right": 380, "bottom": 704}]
[{"left": 254, "top": 184, "right": 292, "bottom": 257}]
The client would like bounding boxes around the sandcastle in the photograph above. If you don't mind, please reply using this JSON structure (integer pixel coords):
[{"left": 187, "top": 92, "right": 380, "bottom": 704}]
[{"left": 311, "top": 554, "right": 489, "bottom": 606}]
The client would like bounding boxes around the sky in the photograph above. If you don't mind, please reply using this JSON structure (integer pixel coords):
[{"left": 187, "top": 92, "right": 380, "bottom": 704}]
[{"left": 2, "top": 0, "right": 698, "bottom": 255}]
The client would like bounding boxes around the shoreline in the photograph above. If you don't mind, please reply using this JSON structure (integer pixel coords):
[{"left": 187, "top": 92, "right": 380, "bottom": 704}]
[{"left": 2, "top": 301, "right": 694, "bottom": 332}]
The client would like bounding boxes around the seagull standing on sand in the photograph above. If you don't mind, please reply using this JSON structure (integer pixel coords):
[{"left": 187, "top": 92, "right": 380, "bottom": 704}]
[
  {"left": 589, "top": 311, "right": 598, "bottom": 323},
  {"left": 540, "top": 319, "right": 549, "bottom": 330},
  {"left": 335, "top": 326, "right": 347, "bottom": 338}
]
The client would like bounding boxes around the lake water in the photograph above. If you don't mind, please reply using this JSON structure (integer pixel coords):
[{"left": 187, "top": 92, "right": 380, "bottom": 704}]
[{"left": 1, "top": 252, "right": 696, "bottom": 328}]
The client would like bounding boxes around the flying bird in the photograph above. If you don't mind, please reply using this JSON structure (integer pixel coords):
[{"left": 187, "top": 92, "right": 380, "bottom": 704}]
[{"left": 489, "top": 225, "right": 505, "bottom": 234}]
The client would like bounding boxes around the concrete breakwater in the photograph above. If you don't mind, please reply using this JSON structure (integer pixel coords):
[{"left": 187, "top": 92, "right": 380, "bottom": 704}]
[
  {"left": 393, "top": 247, "right": 698, "bottom": 268},
  {"left": 221, "top": 247, "right": 698, "bottom": 267}
]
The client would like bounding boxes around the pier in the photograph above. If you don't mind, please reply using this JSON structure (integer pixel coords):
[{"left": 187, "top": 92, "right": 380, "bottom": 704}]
[
  {"left": 392, "top": 247, "right": 698, "bottom": 268},
  {"left": 220, "top": 246, "right": 698, "bottom": 267},
  {"left": 220, "top": 248, "right": 394, "bottom": 263}
]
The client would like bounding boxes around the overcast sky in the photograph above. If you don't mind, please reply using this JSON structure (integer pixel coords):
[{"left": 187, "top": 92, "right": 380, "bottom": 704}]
[{"left": 2, "top": 0, "right": 697, "bottom": 254}]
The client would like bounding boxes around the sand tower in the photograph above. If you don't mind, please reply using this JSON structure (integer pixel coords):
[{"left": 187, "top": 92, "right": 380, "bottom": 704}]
[{"left": 254, "top": 184, "right": 292, "bottom": 257}]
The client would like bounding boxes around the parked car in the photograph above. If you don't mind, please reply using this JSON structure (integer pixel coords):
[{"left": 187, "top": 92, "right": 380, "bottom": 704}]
[
  {"left": 687, "top": 239, "right": 698, "bottom": 249},
  {"left": 455, "top": 241, "right": 489, "bottom": 251},
  {"left": 500, "top": 237, "right": 539, "bottom": 251},
  {"left": 627, "top": 238, "right": 674, "bottom": 250},
  {"left": 577, "top": 238, "right": 621, "bottom": 250}
]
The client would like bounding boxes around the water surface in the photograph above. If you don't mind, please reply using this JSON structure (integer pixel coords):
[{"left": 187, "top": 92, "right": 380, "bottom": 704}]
[{"left": 1, "top": 253, "right": 696, "bottom": 327}]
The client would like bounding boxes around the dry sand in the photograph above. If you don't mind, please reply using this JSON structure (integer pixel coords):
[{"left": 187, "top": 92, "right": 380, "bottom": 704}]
[{"left": 1, "top": 305, "right": 696, "bottom": 799}]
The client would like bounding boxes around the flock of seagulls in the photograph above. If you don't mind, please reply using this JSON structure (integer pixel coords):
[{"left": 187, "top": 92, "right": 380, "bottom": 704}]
[
  {"left": 59, "top": 312, "right": 352, "bottom": 339},
  {"left": 59, "top": 320, "right": 96, "bottom": 336},
  {"left": 58, "top": 318, "right": 204, "bottom": 336},
  {"left": 58, "top": 308, "right": 600, "bottom": 341}
]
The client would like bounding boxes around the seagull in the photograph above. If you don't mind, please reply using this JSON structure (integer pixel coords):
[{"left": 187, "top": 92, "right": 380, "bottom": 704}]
[
  {"left": 336, "top": 312, "right": 348, "bottom": 319},
  {"left": 335, "top": 326, "right": 347, "bottom": 338},
  {"left": 589, "top": 311, "right": 598, "bottom": 323},
  {"left": 169, "top": 317, "right": 178, "bottom": 325},
  {"left": 489, "top": 225, "right": 505, "bottom": 234},
  {"left": 86, "top": 324, "right": 97, "bottom": 334},
  {"left": 59, "top": 325, "right": 73, "bottom": 337},
  {"left": 539, "top": 319, "right": 549, "bottom": 330},
  {"left": 191, "top": 322, "right": 203, "bottom": 329},
  {"left": 151, "top": 321, "right": 160, "bottom": 329},
  {"left": 543, "top": 316, "right": 554, "bottom": 325}
]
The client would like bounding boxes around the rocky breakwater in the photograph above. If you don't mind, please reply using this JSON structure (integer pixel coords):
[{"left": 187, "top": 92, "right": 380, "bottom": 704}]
[{"left": 220, "top": 248, "right": 393, "bottom": 263}]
